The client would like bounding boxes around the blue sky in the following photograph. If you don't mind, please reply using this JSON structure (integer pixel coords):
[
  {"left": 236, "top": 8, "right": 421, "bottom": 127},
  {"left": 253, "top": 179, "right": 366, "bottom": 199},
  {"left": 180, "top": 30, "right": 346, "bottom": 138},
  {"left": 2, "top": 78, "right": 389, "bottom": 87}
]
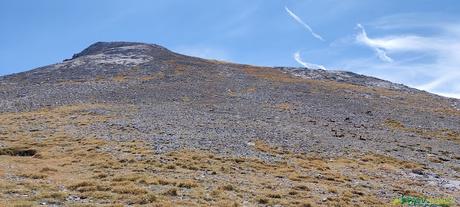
[{"left": 1, "top": 0, "right": 460, "bottom": 98}]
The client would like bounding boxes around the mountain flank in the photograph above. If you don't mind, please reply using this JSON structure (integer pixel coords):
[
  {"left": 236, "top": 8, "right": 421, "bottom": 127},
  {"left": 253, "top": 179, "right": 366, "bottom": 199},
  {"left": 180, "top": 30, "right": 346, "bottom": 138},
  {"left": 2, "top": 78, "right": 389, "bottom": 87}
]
[{"left": 0, "top": 42, "right": 458, "bottom": 206}]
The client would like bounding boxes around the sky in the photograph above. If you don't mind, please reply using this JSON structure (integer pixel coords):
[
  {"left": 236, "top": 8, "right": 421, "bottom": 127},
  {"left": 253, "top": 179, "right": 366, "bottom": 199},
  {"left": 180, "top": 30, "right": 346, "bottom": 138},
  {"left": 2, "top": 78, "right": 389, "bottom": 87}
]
[{"left": 1, "top": 0, "right": 460, "bottom": 98}]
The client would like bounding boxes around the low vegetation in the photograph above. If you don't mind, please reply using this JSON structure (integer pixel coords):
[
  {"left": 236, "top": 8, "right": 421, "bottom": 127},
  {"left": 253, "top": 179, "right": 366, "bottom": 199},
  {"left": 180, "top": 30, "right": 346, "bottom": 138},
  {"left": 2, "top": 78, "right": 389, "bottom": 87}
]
[{"left": 0, "top": 104, "right": 456, "bottom": 206}]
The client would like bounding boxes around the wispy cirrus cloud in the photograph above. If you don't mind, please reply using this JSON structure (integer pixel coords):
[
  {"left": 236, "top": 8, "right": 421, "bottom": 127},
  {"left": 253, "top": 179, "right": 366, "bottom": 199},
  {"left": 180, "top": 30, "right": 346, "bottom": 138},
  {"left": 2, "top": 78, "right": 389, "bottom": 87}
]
[
  {"left": 350, "top": 19, "right": 460, "bottom": 99},
  {"left": 283, "top": 6, "right": 460, "bottom": 99},
  {"left": 293, "top": 51, "right": 326, "bottom": 69},
  {"left": 356, "top": 24, "right": 393, "bottom": 62},
  {"left": 285, "top": 6, "right": 325, "bottom": 41},
  {"left": 285, "top": 6, "right": 326, "bottom": 70}
]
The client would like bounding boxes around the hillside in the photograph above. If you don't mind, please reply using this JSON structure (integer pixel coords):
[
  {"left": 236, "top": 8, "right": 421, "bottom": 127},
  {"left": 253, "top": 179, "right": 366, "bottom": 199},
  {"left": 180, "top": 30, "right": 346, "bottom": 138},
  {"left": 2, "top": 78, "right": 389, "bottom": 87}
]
[{"left": 0, "top": 42, "right": 458, "bottom": 206}]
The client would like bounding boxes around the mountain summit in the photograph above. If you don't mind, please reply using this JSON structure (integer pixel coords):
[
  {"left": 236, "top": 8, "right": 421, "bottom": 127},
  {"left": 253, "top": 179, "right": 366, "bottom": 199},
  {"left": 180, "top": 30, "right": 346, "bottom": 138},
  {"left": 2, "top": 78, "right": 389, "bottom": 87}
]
[
  {"left": 69, "top": 41, "right": 169, "bottom": 59},
  {"left": 0, "top": 42, "right": 458, "bottom": 206}
]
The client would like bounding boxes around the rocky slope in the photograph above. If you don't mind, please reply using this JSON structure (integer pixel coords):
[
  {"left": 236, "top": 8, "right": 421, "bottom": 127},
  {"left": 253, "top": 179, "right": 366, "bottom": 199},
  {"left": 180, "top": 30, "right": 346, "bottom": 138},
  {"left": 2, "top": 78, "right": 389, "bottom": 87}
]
[{"left": 0, "top": 42, "right": 458, "bottom": 206}]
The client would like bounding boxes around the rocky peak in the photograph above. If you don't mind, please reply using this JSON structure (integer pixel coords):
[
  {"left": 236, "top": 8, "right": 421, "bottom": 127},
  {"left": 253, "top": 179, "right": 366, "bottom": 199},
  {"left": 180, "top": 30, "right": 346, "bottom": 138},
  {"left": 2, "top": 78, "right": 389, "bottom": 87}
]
[
  {"left": 70, "top": 41, "right": 170, "bottom": 60},
  {"left": 277, "top": 67, "right": 415, "bottom": 92}
]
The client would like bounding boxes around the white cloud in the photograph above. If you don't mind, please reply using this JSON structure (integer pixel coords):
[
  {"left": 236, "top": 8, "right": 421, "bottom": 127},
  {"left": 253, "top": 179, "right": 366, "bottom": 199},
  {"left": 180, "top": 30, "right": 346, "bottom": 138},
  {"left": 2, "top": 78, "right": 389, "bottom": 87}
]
[
  {"left": 356, "top": 24, "right": 449, "bottom": 52},
  {"left": 293, "top": 51, "right": 326, "bottom": 69},
  {"left": 285, "top": 6, "right": 325, "bottom": 41},
  {"left": 350, "top": 22, "right": 460, "bottom": 99},
  {"left": 356, "top": 24, "right": 393, "bottom": 62},
  {"left": 374, "top": 47, "right": 393, "bottom": 63}
]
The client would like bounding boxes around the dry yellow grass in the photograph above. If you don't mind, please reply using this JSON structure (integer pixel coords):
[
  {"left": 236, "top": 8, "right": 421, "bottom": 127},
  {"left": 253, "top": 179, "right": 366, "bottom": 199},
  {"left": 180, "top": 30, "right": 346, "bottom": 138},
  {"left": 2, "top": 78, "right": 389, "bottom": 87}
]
[
  {"left": 275, "top": 102, "right": 294, "bottom": 111},
  {"left": 0, "top": 104, "right": 455, "bottom": 206},
  {"left": 241, "top": 66, "right": 460, "bottom": 120},
  {"left": 384, "top": 118, "right": 460, "bottom": 143},
  {"left": 112, "top": 74, "right": 127, "bottom": 82},
  {"left": 243, "top": 66, "right": 306, "bottom": 84}
]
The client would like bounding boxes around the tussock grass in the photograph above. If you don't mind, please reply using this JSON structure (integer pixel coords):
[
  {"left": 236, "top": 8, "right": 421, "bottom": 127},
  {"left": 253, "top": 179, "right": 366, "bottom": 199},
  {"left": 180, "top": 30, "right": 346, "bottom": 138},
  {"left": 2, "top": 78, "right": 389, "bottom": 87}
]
[{"left": 0, "top": 104, "right": 454, "bottom": 206}]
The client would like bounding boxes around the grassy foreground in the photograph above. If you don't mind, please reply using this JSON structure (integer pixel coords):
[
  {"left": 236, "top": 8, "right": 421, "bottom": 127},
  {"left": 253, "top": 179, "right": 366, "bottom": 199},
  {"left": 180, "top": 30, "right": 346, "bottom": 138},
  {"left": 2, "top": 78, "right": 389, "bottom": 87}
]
[{"left": 0, "top": 105, "right": 454, "bottom": 206}]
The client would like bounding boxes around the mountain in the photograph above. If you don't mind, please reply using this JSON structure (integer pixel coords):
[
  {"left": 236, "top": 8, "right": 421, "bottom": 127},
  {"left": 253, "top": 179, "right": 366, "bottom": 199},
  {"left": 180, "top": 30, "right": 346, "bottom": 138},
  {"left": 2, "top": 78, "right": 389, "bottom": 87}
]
[{"left": 0, "top": 42, "right": 458, "bottom": 206}]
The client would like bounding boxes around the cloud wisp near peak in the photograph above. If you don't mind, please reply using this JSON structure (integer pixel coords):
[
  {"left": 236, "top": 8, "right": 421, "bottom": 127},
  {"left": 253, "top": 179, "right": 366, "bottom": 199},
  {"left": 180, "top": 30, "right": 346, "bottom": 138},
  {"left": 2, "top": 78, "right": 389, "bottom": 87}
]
[
  {"left": 285, "top": 6, "right": 325, "bottom": 41},
  {"left": 356, "top": 24, "right": 394, "bottom": 63},
  {"left": 293, "top": 51, "right": 326, "bottom": 69}
]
